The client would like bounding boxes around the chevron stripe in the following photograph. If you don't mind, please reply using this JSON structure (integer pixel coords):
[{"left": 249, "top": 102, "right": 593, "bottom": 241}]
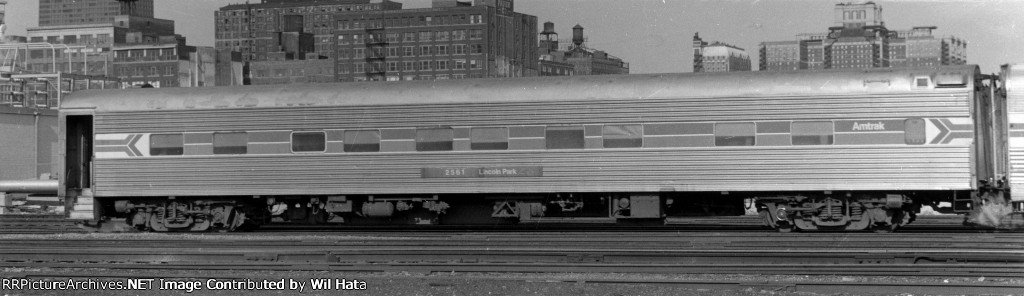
[
  {"left": 929, "top": 119, "right": 949, "bottom": 144},
  {"left": 940, "top": 118, "right": 972, "bottom": 131},
  {"left": 94, "top": 133, "right": 146, "bottom": 158}
]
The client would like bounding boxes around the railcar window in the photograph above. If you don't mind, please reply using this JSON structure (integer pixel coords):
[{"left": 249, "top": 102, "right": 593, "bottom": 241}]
[
  {"left": 292, "top": 132, "right": 326, "bottom": 152},
  {"left": 603, "top": 125, "right": 642, "bottom": 148},
  {"left": 791, "top": 121, "right": 834, "bottom": 145},
  {"left": 213, "top": 132, "right": 248, "bottom": 154},
  {"left": 344, "top": 130, "right": 381, "bottom": 152},
  {"left": 904, "top": 118, "right": 926, "bottom": 145},
  {"left": 714, "top": 123, "right": 755, "bottom": 146},
  {"left": 546, "top": 126, "right": 585, "bottom": 149},
  {"left": 416, "top": 128, "right": 454, "bottom": 151},
  {"left": 150, "top": 134, "right": 184, "bottom": 156},
  {"left": 470, "top": 127, "right": 508, "bottom": 150}
]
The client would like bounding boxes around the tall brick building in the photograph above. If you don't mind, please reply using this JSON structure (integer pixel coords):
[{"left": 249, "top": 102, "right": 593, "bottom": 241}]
[
  {"left": 214, "top": 0, "right": 403, "bottom": 62},
  {"left": 38, "top": 0, "right": 154, "bottom": 27},
  {"left": 333, "top": 0, "right": 538, "bottom": 81}
]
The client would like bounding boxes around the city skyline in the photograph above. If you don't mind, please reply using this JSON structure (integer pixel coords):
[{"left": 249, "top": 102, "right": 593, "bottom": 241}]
[{"left": 4, "top": 0, "right": 1023, "bottom": 74}]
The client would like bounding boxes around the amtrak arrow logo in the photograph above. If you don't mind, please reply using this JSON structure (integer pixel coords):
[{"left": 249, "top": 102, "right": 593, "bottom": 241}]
[
  {"left": 95, "top": 133, "right": 145, "bottom": 157},
  {"left": 929, "top": 119, "right": 973, "bottom": 144}
]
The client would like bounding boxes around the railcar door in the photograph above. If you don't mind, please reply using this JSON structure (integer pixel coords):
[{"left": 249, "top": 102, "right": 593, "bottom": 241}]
[{"left": 64, "top": 115, "right": 92, "bottom": 191}]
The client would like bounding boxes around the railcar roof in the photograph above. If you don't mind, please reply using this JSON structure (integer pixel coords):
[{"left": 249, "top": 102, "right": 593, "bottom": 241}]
[{"left": 62, "top": 65, "right": 979, "bottom": 113}]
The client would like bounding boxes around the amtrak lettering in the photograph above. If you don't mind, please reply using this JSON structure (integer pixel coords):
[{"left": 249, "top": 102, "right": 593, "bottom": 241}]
[
  {"left": 423, "top": 166, "right": 543, "bottom": 178},
  {"left": 851, "top": 122, "right": 885, "bottom": 131},
  {"left": 835, "top": 120, "right": 905, "bottom": 133}
]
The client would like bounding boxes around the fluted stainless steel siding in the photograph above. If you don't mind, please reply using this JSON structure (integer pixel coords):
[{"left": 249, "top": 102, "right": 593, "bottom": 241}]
[
  {"left": 1005, "top": 64, "right": 1024, "bottom": 200},
  {"left": 93, "top": 93, "right": 970, "bottom": 134},
  {"left": 84, "top": 67, "right": 981, "bottom": 197},
  {"left": 92, "top": 147, "right": 972, "bottom": 197}
]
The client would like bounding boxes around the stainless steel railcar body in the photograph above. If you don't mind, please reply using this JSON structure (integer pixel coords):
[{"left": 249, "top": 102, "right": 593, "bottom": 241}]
[{"left": 59, "top": 65, "right": 1007, "bottom": 231}]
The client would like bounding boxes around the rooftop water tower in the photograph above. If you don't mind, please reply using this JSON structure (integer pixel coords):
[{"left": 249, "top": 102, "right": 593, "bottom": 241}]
[
  {"left": 571, "top": 24, "right": 587, "bottom": 52},
  {"left": 539, "top": 21, "right": 557, "bottom": 52}
]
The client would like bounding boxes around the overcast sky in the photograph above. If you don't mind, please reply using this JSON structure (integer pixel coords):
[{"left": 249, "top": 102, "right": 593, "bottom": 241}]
[{"left": 5, "top": 0, "right": 1023, "bottom": 73}]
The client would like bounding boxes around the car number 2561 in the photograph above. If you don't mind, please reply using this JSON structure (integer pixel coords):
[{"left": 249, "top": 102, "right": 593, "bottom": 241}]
[{"left": 444, "top": 168, "right": 467, "bottom": 176}]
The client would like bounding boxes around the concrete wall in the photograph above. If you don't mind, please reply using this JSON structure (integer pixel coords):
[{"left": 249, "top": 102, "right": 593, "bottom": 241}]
[{"left": 0, "top": 107, "right": 58, "bottom": 181}]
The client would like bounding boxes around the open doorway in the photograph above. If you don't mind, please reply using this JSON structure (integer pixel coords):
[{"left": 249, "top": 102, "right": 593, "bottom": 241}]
[{"left": 65, "top": 115, "right": 92, "bottom": 190}]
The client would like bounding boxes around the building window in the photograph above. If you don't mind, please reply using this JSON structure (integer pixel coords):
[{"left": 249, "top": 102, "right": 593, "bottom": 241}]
[
  {"left": 150, "top": 134, "right": 184, "bottom": 156},
  {"left": 404, "top": 46, "right": 414, "bottom": 56},
  {"left": 715, "top": 122, "right": 755, "bottom": 146},
  {"left": 387, "top": 61, "right": 399, "bottom": 71},
  {"left": 416, "top": 128, "right": 454, "bottom": 151},
  {"left": 791, "top": 121, "right": 834, "bottom": 145},
  {"left": 436, "top": 31, "right": 449, "bottom": 41},
  {"left": 454, "top": 60, "right": 466, "bottom": 70},
  {"left": 213, "top": 132, "right": 248, "bottom": 154},
  {"left": 404, "top": 32, "right": 416, "bottom": 42},
  {"left": 403, "top": 61, "right": 416, "bottom": 71},
  {"left": 419, "top": 31, "right": 432, "bottom": 42},
  {"left": 436, "top": 45, "right": 448, "bottom": 55},
  {"left": 603, "top": 125, "right": 642, "bottom": 148},
  {"left": 470, "top": 14, "right": 482, "bottom": 24},
  {"left": 436, "top": 60, "right": 448, "bottom": 70},
  {"left": 453, "top": 44, "right": 466, "bottom": 55},
  {"left": 546, "top": 126, "right": 584, "bottom": 149},
  {"left": 469, "top": 29, "right": 483, "bottom": 39},
  {"left": 470, "top": 44, "right": 483, "bottom": 54},
  {"left": 344, "top": 130, "right": 380, "bottom": 152},
  {"left": 420, "top": 45, "right": 431, "bottom": 55},
  {"left": 453, "top": 29, "right": 466, "bottom": 40},
  {"left": 420, "top": 60, "right": 432, "bottom": 70},
  {"left": 292, "top": 131, "right": 326, "bottom": 152}
]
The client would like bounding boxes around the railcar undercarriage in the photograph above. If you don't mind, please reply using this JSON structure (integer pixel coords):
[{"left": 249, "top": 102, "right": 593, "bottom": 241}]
[
  {"left": 754, "top": 193, "right": 918, "bottom": 232},
  {"left": 95, "top": 190, "right": 1014, "bottom": 232}
]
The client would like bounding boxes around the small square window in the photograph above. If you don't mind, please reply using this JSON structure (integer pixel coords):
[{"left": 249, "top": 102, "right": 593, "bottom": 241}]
[
  {"left": 791, "top": 122, "right": 834, "bottom": 145},
  {"left": 344, "top": 130, "right": 380, "bottom": 152},
  {"left": 546, "top": 126, "right": 584, "bottom": 149},
  {"left": 715, "top": 123, "right": 755, "bottom": 146},
  {"left": 471, "top": 127, "right": 508, "bottom": 150},
  {"left": 292, "top": 131, "right": 326, "bottom": 152},
  {"left": 150, "top": 134, "right": 183, "bottom": 156},
  {"left": 603, "top": 125, "right": 642, "bottom": 148},
  {"left": 416, "top": 128, "right": 454, "bottom": 151},
  {"left": 214, "top": 132, "right": 248, "bottom": 154}
]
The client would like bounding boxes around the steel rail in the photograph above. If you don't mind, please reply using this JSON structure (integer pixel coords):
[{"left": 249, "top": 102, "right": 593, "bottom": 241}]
[{"left": 8, "top": 273, "right": 1023, "bottom": 295}]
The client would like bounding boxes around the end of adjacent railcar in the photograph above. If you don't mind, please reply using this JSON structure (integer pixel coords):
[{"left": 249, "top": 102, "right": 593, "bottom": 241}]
[{"left": 968, "top": 64, "right": 1024, "bottom": 228}]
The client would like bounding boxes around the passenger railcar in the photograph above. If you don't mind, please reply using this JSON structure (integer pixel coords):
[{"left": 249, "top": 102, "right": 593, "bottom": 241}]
[{"left": 58, "top": 65, "right": 1022, "bottom": 232}]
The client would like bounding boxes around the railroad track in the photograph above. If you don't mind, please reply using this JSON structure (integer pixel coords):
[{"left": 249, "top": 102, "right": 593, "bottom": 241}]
[
  {"left": 0, "top": 215, "right": 85, "bottom": 234},
  {"left": 6, "top": 272, "right": 1024, "bottom": 295},
  {"left": 1, "top": 233, "right": 1021, "bottom": 275},
  {"left": 1, "top": 232, "right": 1021, "bottom": 294}
]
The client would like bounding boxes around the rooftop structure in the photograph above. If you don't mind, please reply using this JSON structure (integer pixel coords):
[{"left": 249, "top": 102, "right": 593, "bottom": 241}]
[
  {"left": 693, "top": 33, "right": 751, "bottom": 73},
  {"left": 39, "top": 0, "right": 154, "bottom": 27},
  {"left": 759, "top": 2, "right": 966, "bottom": 71}
]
